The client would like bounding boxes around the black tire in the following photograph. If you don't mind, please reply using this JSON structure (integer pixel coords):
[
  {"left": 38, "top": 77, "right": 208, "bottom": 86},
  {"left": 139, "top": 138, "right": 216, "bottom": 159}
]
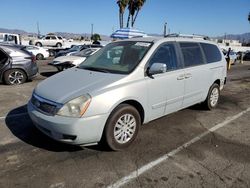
[
  {"left": 56, "top": 43, "right": 62, "bottom": 47},
  {"left": 35, "top": 42, "right": 42, "bottom": 47},
  {"left": 4, "top": 69, "right": 27, "bottom": 85},
  {"left": 49, "top": 50, "right": 55, "bottom": 57},
  {"left": 103, "top": 104, "right": 141, "bottom": 151},
  {"left": 203, "top": 83, "right": 220, "bottom": 110},
  {"left": 36, "top": 53, "right": 44, "bottom": 60}
]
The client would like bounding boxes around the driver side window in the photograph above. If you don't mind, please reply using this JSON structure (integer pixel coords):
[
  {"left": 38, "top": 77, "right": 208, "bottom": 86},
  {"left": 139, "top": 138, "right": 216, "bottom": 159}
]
[{"left": 149, "top": 43, "right": 178, "bottom": 71}]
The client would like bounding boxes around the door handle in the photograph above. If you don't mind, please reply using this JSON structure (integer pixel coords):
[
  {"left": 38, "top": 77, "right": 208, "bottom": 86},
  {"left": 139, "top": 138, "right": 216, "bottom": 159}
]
[
  {"left": 177, "top": 74, "right": 185, "bottom": 80},
  {"left": 185, "top": 73, "right": 192, "bottom": 79}
]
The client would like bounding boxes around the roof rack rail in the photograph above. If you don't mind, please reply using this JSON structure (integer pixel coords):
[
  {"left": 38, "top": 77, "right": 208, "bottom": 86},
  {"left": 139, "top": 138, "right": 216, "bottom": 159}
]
[{"left": 165, "top": 33, "right": 210, "bottom": 40}]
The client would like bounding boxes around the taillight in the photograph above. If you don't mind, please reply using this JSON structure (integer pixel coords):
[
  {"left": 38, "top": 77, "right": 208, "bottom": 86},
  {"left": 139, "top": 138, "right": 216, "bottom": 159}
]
[{"left": 25, "top": 56, "right": 36, "bottom": 63}]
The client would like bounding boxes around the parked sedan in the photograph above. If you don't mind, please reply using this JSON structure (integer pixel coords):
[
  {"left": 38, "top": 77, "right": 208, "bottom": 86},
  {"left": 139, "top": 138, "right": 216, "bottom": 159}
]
[
  {"left": 49, "top": 48, "right": 101, "bottom": 71},
  {"left": 0, "top": 44, "right": 38, "bottom": 85},
  {"left": 24, "top": 45, "right": 50, "bottom": 60},
  {"left": 55, "top": 44, "right": 103, "bottom": 58}
]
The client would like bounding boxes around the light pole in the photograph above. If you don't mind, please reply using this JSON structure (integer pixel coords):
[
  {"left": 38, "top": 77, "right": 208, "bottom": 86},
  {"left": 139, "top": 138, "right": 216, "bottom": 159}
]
[{"left": 91, "top": 23, "right": 94, "bottom": 41}]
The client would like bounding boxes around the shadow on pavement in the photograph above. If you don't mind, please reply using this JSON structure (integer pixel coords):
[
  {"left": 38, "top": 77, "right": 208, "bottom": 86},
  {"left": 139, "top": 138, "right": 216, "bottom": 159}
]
[
  {"left": 40, "top": 71, "right": 58, "bottom": 77},
  {"left": 5, "top": 105, "right": 82, "bottom": 152}
]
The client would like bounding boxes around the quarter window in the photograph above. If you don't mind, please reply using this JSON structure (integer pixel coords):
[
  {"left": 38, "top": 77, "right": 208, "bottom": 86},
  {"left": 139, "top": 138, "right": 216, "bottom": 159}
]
[
  {"left": 200, "top": 43, "right": 222, "bottom": 63},
  {"left": 149, "top": 43, "right": 178, "bottom": 71},
  {"left": 180, "top": 42, "right": 204, "bottom": 67}
]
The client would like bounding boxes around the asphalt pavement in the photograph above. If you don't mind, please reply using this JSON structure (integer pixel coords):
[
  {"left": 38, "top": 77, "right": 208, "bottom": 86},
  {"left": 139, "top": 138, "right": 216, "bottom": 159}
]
[{"left": 0, "top": 60, "right": 250, "bottom": 188}]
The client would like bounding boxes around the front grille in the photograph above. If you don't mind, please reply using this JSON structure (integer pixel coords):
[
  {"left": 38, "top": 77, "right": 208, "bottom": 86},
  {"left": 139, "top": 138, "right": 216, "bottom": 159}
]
[{"left": 31, "top": 94, "right": 60, "bottom": 115}]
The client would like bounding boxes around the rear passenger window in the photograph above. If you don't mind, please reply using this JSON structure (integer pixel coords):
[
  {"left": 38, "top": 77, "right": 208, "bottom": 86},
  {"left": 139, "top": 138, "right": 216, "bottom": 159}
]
[
  {"left": 180, "top": 42, "right": 204, "bottom": 67},
  {"left": 149, "top": 43, "right": 178, "bottom": 71},
  {"left": 200, "top": 43, "right": 222, "bottom": 63}
]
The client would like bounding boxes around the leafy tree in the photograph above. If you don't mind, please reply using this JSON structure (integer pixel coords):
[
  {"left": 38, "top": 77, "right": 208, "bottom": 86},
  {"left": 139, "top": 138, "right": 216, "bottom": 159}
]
[
  {"left": 117, "top": 0, "right": 129, "bottom": 28},
  {"left": 91, "top": 33, "right": 101, "bottom": 41}
]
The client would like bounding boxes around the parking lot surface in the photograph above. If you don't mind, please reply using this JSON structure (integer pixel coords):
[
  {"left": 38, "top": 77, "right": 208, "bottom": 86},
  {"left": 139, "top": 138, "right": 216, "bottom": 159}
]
[{"left": 0, "top": 60, "right": 250, "bottom": 188}]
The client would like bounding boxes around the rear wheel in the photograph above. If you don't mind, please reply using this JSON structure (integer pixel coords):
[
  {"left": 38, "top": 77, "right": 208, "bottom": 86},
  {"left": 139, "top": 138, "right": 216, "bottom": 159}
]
[
  {"left": 56, "top": 43, "right": 62, "bottom": 47},
  {"left": 35, "top": 42, "right": 42, "bottom": 47},
  {"left": 36, "top": 53, "right": 44, "bottom": 60},
  {"left": 203, "top": 83, "right": 220, "bottom": 110},
  {"left": 103, "top": 104, "right": 141, "bottom": 151},
  {"left": 4, "top": 69, "right": 27, "bottom": 85}
]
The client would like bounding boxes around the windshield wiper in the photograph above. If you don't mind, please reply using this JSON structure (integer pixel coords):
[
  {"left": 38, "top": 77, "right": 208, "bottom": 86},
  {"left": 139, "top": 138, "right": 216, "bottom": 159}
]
[{"left": 81, "top": 66, "right": 110, "bottom": 73}]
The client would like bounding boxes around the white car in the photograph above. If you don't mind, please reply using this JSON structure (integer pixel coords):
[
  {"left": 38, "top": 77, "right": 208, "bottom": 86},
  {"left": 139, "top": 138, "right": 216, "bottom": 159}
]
[
  {"left": 49, "top": 48, "right": 100, "bottom": 71},
  {"left": 34, "top": 35, "right": 64, "bottom": 47},
  {"left": 24, "top": 46, "right": 50, "bottom": 60}
]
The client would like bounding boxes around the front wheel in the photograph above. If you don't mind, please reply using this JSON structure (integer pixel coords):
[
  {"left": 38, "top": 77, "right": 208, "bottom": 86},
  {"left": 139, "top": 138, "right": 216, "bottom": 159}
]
[
  {"left": 203, "top": 83, "right": 220, "bottom": 110},
  {"left": 103, "top": 104, "right": 141, "bottom": 151},
  {"left": 4, "top": 69, "right": 27, "bottom": 85}
]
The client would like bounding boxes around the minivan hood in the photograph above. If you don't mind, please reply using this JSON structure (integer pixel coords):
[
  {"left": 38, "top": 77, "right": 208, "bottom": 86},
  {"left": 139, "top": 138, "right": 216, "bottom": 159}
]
[{"left": 34, "top": 68, "right": 125, "bottom": 104}]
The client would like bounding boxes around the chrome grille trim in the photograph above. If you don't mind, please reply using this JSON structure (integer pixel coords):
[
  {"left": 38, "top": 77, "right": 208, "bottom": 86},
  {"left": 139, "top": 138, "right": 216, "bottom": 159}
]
[{"left": 31, "top": 93, "right": 63, "bottom": 116}]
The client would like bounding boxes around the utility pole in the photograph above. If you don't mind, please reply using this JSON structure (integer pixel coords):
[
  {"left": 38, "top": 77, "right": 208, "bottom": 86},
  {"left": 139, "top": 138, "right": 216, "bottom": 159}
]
[
  {"left": 163, "top": 22, "right": 167, "bottom": 36},
  {"left": 37, "top": 22, "right": 40, "bottom": 38}
]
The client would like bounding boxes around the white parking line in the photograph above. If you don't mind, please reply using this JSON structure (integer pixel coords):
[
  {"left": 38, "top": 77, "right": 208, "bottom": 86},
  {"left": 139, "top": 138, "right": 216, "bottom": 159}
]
[
  {"left": 107, "top": 107, "right": 250, "bottom": 188},
  {"left": 0, "top": 112, "right": 28, "bottom": 120}
]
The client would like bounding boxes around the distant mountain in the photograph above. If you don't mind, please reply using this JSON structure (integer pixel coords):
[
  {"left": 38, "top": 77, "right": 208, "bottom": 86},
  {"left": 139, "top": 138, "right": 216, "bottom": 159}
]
[
  {"left": 0, "top": 28, "right": 34, "bottom": 35},
  {"left": 1, "top": 27, "right": 249, "bottom": 42},
  {"left": 0, "top": 28, "right": 111, "bottom": 40},
  {"left": 215, "top": 32, "right": 250, "bottom": 43}
]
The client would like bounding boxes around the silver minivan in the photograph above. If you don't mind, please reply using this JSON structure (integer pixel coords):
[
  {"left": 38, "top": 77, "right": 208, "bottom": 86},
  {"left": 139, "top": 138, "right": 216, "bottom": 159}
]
[{"left": 28, "top": 36, "right": 227, "bottom": 150}]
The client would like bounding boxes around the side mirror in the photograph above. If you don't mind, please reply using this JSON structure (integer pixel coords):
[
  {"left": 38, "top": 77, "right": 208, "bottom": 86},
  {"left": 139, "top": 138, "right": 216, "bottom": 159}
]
[{"left": 148, "top": 63, "right": 167, "bottom": 76}]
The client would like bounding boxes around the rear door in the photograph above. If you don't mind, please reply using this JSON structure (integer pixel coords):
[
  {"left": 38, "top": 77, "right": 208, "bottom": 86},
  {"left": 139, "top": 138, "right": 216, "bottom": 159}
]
[
  {"left": 146, "top": 42, "right": 185, "bottom": 121},
  {"left": 0, "top": 47, "right": 11, "bottom": 73},
  {"left": 178, "top": 42, "right": 211, "bottom": 108},
  {"left": 43, "top": 36, "right": 51, "bottom": 46}
]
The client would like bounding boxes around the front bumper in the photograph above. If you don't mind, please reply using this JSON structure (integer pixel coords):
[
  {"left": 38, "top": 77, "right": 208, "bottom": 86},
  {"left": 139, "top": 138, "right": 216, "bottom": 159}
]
[{"left": 28, "top": 101, "right": 109, "bottom": 145}]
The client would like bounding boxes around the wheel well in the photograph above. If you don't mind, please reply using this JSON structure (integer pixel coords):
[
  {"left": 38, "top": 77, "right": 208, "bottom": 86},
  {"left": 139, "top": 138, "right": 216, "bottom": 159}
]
[
  {"left": 120, "top": 100, "right": 145, "bottom": 124},
  {"left": 214, "top": 79, "right": 220, "bottom": 86}
]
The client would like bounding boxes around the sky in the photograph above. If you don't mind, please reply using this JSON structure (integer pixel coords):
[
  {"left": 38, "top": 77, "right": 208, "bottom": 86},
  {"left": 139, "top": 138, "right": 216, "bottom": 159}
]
[{"left": 0, "top": 0, "right": 249, "bottom": 37}]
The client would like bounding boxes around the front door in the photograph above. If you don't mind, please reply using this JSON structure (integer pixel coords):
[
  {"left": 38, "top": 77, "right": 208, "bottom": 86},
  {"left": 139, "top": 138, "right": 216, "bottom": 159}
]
[{"left": 146, "top": 42, "right": 185, "bottom": 121}]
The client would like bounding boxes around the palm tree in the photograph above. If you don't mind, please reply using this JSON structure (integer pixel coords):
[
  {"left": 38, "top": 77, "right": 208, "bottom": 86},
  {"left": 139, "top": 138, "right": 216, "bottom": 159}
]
[
  {"left": 117, "top": 0, "right": 129, "bottom": 28},
  {"left": 126, "top": 0, "right": 137, "bottom": 28},
  {"left": 248, "top": 12, "right": 250, "bottom": 23},
  {"left": 132, "top": 0, "right": 146, "bottom": 27}
]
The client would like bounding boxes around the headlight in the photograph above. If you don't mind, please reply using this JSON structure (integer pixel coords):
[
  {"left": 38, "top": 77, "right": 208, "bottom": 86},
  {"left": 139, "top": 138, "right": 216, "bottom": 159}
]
[{"left": 57, "top": 94, "right": 91, "bottom": 118}]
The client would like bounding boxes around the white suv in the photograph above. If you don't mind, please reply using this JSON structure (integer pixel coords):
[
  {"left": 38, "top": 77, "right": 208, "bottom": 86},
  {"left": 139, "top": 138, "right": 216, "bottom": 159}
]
[
  {"left": 34, "top": 35, "right": 64, "bottom": 47},
  {"left": 28, "top": 35, "right": 227, "bottom": 150}
]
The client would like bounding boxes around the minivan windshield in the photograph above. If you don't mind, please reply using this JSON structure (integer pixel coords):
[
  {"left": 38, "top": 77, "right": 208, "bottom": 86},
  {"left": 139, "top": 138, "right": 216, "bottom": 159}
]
[{"left": 78, "top": 41, "right": 152, "bottom": 74}]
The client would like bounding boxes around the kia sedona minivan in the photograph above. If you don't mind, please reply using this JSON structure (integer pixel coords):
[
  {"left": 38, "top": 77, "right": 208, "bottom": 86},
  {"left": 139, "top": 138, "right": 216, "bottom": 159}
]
[{"left": 28, "top": 36, "right": 227, "bottom": 150}]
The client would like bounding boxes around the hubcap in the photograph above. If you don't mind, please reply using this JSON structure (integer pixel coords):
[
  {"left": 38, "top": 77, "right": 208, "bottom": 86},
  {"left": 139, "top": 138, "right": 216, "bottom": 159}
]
[
  {"left": 114, "top": 114, "right": 136, "bottom": 144},
  {"left": 210, "top": 88, "right": 219, "bottom": 107},
  {"left": 8, "top": 71, "right": 24, "bottom": 84}
]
